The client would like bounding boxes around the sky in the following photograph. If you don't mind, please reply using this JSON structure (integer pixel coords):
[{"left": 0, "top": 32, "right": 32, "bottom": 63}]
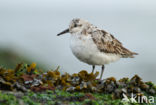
[{"left": 0, "top": 0, "right": 156, "bottom": 83}]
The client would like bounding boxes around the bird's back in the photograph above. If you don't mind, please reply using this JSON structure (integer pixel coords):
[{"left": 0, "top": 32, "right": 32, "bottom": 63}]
[{"left": 90, "top": 26, "right": 138, "bottom": 58}]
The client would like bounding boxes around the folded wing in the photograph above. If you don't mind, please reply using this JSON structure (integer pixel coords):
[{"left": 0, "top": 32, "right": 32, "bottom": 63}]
[{"left": 91, "top": 29, "right": 138, "bottom": 58}]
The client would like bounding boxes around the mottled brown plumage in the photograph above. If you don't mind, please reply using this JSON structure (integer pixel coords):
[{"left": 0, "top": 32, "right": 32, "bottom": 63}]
[{"left": 91, "top": 29, "right": 138, "bottom": 58}]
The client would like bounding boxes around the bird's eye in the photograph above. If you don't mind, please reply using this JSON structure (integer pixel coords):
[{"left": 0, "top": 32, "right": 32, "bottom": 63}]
[{"left": 74, "top": 24, "right": 77, "bottom": 27}]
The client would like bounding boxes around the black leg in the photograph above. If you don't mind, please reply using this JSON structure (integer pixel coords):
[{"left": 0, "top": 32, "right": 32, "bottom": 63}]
[
  {"left": 100, "top": 65, "right": 105, "bottom": 79},
  {"left": 92, "top": 65, "right": 95, "bottom": 73}
]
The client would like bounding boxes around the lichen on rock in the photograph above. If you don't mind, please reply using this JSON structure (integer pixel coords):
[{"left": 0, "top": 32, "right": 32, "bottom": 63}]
[{"left": 0, "top": 63, "right": 156, "bottom": 100}]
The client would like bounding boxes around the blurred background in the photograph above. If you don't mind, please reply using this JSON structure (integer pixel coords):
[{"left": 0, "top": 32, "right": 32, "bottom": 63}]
[{"left": 0, "top": 0, "right": 156, "bottom": 83}]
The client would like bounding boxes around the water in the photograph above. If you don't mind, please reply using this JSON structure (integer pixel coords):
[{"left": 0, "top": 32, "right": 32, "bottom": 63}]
[{"left": 0, "top": 0, "right": 156, "bottom": 83}]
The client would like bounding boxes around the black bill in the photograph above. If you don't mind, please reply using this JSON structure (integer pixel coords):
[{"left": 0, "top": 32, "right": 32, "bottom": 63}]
[{"left": 57, "top": 28, "right": 69, "bottom": 36}]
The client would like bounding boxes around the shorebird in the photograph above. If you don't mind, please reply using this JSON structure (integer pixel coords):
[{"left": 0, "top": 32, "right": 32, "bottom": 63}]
[{"left": 57, "top": 18, "right": 138, "bottom": 79}]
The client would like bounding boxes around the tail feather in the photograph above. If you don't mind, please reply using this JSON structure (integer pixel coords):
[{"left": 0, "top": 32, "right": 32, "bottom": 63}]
[
  {"left": 126, "top": 52, "right": 138, "bottom": 58},
  {"left": 132, "top": 52, "right": 138, "bottom": 55},
  {"left": 121, "top": 49, "right": 138, "bottom": 58}
]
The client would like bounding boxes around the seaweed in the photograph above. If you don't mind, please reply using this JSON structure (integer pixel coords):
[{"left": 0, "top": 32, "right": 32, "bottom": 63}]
[{"left": 0, "top": 63, "right": 156, "bottom": 104}]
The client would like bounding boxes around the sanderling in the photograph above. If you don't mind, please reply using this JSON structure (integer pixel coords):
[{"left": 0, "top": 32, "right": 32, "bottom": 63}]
[{"left": 57, "top": 18, "right": 138, "bottom": 79}]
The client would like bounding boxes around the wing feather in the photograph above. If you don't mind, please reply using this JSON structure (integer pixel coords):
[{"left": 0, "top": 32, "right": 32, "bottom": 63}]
[{"left": 91, "top": 29, "right": 138, "bottom": 58}]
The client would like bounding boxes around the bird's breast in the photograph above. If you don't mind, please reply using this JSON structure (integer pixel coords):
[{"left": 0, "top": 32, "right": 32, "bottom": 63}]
[{"left": 70, "top": 35, "right": 98, "bottom": 63}]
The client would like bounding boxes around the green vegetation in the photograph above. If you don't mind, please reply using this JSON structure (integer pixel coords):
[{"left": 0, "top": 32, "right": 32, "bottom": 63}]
[
  {"left": 0, "top": 90, "right": 148, "bottom": 105},
  {"left": 0, "top": 63, "right": 155, "bottom": 105}
]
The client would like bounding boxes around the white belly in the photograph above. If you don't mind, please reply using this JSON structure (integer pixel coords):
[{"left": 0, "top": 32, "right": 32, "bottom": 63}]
[{"left": 70, "top": 35, "right": 121, "bottom": 65}]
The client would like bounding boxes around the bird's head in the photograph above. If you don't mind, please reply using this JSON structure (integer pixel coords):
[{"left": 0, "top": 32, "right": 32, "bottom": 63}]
[{"left": 57, "top": 18, "right": 90, "bottom": 36}]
